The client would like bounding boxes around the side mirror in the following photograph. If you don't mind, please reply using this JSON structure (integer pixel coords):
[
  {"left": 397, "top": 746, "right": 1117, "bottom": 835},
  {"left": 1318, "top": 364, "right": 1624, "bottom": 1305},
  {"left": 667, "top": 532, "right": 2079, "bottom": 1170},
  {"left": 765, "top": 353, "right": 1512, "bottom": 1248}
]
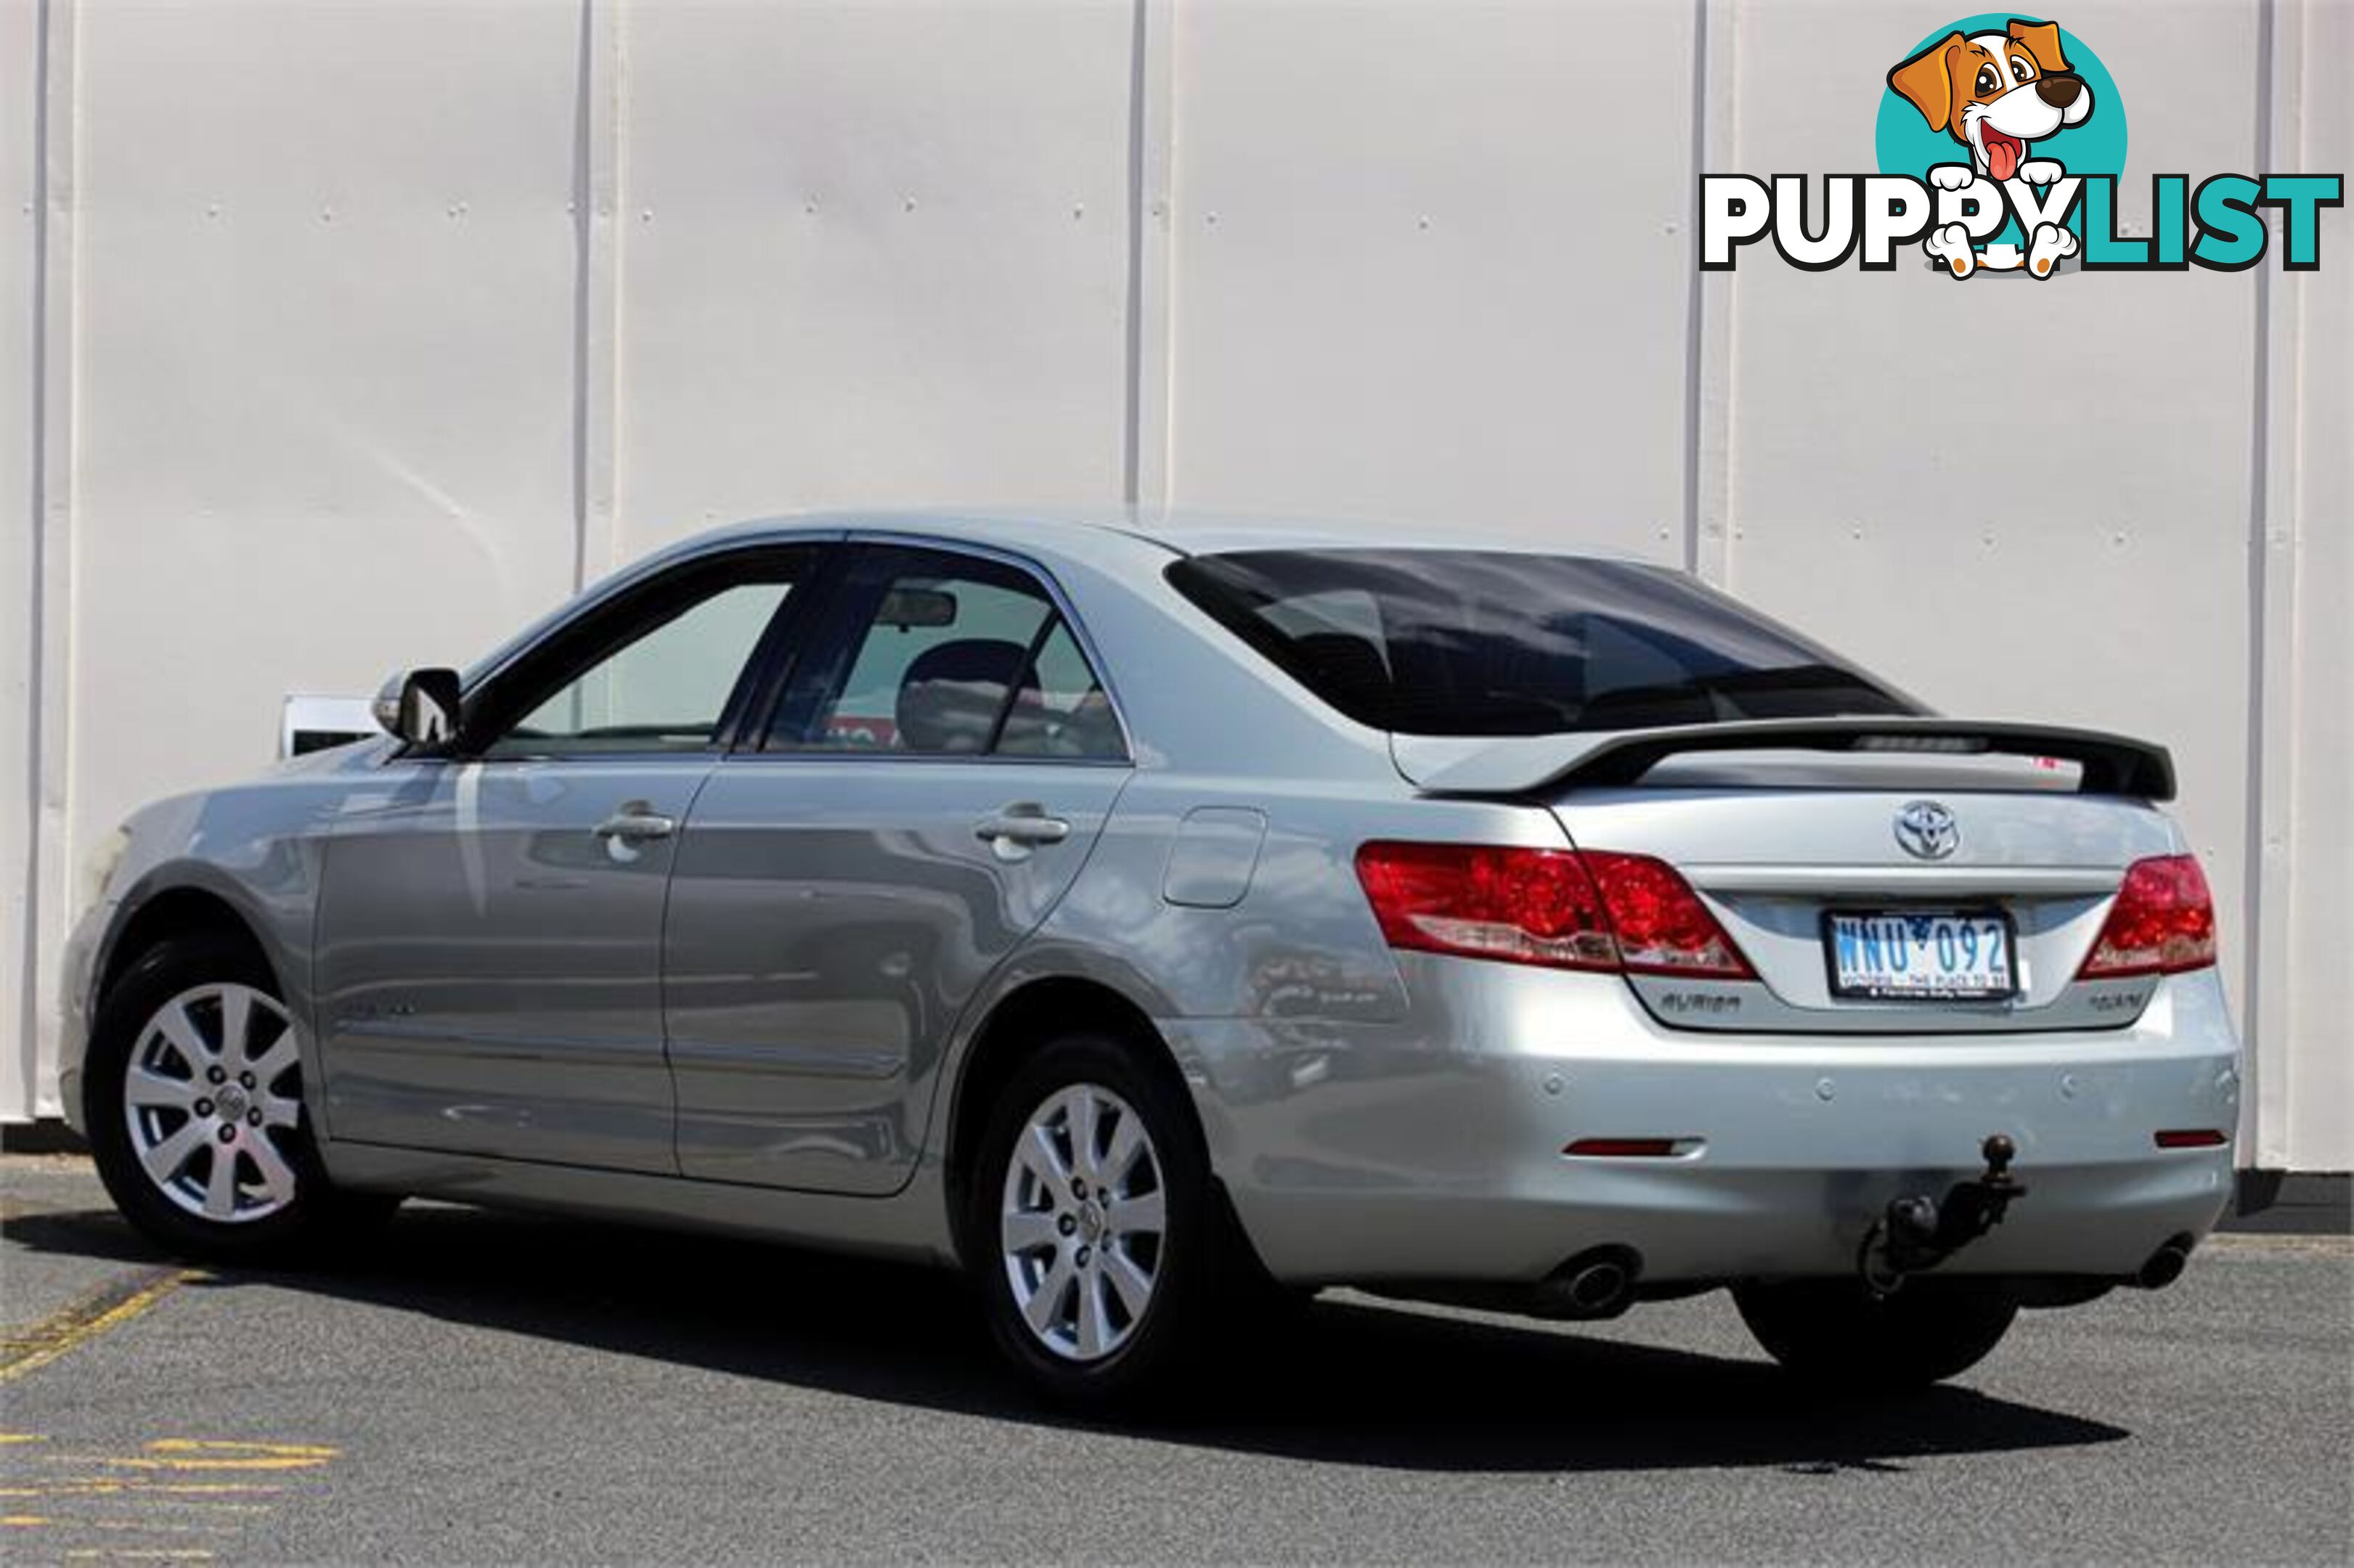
[{"left": 372, "top": 668, "right": 463, "bottom": 749}]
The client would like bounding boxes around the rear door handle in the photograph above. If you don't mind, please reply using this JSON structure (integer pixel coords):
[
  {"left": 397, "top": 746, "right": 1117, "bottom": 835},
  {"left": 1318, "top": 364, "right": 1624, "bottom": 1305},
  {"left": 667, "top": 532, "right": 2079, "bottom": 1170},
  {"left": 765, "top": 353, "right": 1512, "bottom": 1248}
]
[
  {"left": 594, "top": 803, "right": 678, "bottom": 841},
  {"left": 975, "top": 806, "right": 1071, "bottom": 847}
]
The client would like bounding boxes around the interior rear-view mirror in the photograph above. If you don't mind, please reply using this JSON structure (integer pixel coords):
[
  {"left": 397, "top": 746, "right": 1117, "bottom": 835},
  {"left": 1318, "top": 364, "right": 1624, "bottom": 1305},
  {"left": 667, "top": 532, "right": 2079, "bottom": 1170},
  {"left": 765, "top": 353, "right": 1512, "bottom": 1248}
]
[{"left": 878, "top": 587, "right": 957, "bottom": 629}]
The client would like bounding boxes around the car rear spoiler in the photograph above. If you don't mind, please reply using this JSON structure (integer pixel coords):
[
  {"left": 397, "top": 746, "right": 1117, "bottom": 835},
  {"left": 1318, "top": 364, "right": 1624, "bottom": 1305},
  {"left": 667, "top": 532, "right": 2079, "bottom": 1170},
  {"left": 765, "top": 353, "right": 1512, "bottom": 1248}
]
[{"left": 1392, "top": 718, "right": 2176, "bottom": 801}]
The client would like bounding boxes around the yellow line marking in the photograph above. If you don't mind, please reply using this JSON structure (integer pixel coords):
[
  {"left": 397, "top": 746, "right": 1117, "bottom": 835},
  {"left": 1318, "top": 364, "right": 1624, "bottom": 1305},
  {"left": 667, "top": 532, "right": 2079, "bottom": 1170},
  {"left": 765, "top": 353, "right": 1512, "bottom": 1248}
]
[
  {"left": 7, "top": 1433, "right": 330, "bottom": 1564},
  {"left": 144, "top": 1440, "right": 336, "bottom": 1458},
  {"left": 60, "top": 1455, "right": 330, "bottom": 1472},
  {"left": 63, "top": 1518, "right": 241, "bottom": 1538},
  {"left": 0, "top": 1269, "right": 200, "bottom": 1384},
  {"left": 2, "top": 1482, "right": 284, "bottom": 1498},
  {"left": 0, "top": 1195, "right": 68, "bottom": 1222},
  {"left": 0, "top": 1434, "right": 50, "bottom": 1445},
  {"left": 0, "top": 1486, "right": 276, "bottom": 1512},
  {"left": 46, "top": 1438, "right": 340, "bottom": 1472},
  {"left": 2203, "top": 1231, "right": 2352, "bottom": 1256}
]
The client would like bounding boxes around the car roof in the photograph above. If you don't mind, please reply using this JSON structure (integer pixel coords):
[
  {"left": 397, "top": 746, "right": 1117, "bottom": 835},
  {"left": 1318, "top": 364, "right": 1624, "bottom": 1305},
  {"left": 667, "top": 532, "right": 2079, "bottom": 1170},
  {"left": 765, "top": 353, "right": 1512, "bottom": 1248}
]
[
  {"left": 465, "top": 507, "right": 1644, "bottom": 689},
  {"left": 666, "top": 506, "right": 1642, "bottom": 563}
]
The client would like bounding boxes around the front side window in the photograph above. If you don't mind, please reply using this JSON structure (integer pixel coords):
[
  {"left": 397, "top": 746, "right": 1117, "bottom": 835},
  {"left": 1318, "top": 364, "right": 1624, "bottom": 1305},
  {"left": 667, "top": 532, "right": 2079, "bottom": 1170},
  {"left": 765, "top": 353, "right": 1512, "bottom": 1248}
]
[
  {"left": 478, "top": 557, "right": 805, "bottom": 759},
  {"left": 773, "top": 548, "right": 1125, "bottom": 761},
  {"left": 1166, "top": 549, "right": 1916, "bottom": 737}
]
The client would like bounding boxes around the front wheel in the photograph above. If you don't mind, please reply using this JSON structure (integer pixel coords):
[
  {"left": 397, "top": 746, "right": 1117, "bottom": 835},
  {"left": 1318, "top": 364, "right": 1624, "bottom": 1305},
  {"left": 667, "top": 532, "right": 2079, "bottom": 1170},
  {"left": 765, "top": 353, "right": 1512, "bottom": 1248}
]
[
  {"left": 85, "top": 932, "right": 397, "bottom": 1264},
  {"left": 1733, "top": 1276, "right": 2019, "bottom": 1390},
  {"left": 970, "top": 1033, "right": 1226, "bottom": 1409}
]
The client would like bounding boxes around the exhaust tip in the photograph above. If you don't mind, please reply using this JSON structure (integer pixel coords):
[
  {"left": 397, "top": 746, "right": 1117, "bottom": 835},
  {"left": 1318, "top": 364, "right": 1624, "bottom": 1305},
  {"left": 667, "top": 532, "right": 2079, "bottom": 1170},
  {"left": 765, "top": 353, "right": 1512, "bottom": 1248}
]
[
  {"left": 2133, "top": 1235, "right": 2195, "bottom": 1291},
  {"left": 1566, "top": 1260, "right": 1629, "bottom": 1311},
  {"left": 1538, "top": 1246, "right": 1643, "bottom": 1319}
]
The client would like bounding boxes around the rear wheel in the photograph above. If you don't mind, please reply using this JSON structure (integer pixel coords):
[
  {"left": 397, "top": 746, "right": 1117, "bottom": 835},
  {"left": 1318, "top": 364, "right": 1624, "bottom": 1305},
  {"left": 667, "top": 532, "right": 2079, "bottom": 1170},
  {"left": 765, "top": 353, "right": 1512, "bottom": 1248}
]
[
  {"left": 1734, "top": 1276, "right": 2019, "bottom": 1389},
  {"left": 970, "top": 1032, "right": 1226, "bottom": 1408},
  {"left": 86, "top": 933, "right": 397, "bottom": 1263}
]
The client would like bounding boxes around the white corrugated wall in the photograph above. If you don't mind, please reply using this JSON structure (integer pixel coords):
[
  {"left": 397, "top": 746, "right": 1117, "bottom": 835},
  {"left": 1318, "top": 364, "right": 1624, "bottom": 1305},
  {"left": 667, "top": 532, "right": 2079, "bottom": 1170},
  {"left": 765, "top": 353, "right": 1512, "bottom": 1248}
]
[{"left": 2, "top": 0, "right": 2346, "bottom": 1169}]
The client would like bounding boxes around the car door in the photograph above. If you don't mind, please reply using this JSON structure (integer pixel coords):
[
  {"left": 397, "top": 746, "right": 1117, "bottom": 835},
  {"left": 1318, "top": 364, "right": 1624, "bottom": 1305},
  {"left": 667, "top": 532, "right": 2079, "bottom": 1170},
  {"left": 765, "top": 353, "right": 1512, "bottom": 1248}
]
[
  {"left": 664, "top": 542, "right": 1133, "bottom": 1194},
  {"left": 314, "top": 544, "right": 820, "bottom": 1172}
]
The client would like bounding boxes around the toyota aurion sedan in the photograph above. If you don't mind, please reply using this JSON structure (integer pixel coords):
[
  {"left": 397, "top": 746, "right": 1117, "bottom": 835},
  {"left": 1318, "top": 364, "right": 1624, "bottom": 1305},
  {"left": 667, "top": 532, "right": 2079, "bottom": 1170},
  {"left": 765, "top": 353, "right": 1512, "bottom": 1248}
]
[{"left": 61, "top": 510, "right": 2239, "bottom": 1405}]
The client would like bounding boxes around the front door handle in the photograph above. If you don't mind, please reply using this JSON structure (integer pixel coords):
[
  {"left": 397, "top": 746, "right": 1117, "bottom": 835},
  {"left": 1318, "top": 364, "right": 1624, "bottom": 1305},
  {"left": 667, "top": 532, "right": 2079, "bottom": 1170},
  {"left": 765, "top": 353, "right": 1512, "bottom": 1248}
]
[
  {"left": 594, "top": 803, "right": 678, "bottom": 841},
  {"left": 975, "top": 805, "right": 1071, "bottom": 848}
]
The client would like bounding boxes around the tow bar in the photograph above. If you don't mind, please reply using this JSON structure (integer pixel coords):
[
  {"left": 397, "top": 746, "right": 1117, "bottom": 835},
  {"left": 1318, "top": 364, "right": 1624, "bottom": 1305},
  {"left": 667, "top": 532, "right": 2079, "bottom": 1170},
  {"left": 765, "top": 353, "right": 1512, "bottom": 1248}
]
[{"left": 1858, "top": 1135, "right": 2029, "bottom": 1295}]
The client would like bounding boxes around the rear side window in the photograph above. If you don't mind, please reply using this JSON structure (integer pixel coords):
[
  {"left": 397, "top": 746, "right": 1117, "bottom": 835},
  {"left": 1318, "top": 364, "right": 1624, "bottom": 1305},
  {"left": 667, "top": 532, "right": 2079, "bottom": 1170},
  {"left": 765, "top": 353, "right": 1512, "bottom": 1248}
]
[
  {"left": 810, "top": 568, "right": 1053, "bottom": 753},
  {"left": 773, "top": 547, "right": 1126, "bottom": 761},
  {"left": 1166, "top": 550, "right": 1916, "bottom": 737}
]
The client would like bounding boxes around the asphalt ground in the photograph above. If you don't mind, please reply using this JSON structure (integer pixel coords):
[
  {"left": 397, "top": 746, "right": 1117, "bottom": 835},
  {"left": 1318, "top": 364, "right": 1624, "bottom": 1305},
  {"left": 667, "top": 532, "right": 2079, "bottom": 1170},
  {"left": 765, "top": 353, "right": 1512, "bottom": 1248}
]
[{"left": 4, "top": 1152, "right": 2349, "bottom": 1565}]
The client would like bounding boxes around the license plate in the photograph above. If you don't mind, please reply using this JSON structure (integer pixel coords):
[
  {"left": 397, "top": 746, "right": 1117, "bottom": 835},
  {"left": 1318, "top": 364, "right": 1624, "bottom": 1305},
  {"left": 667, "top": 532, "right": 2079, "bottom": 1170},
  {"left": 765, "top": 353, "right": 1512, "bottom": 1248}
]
[{"left": 1827, "top": 911, "right": 2016, "bottom": 1001}]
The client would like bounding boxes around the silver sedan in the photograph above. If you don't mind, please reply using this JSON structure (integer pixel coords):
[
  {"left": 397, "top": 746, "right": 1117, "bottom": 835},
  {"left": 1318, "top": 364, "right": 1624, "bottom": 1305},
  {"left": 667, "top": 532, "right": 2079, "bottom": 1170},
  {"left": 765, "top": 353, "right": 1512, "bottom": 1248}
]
[{"left": 59, "top": 510, "right": 2241, "bottom": 1406}]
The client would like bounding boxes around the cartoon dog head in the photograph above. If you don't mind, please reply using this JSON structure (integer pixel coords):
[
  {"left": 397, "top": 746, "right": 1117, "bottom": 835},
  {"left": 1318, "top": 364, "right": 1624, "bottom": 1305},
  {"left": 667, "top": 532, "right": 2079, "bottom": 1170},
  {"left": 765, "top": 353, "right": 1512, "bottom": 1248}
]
[{"left": 1889, "top": 18, "right": 2093, "bottom": 181}]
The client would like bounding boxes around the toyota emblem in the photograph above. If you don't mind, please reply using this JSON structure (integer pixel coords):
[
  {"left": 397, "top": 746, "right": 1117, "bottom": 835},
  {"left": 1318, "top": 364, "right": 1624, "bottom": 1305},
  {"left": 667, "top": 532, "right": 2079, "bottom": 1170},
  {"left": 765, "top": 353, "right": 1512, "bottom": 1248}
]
[{"left": 1894, "top": 800, "right": 1960, "bottom": 861}]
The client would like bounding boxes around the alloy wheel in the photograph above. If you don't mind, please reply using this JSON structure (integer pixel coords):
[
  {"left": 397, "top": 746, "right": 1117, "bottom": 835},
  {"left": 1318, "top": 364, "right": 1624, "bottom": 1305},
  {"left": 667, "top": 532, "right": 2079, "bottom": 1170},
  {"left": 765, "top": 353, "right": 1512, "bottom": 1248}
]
[
  {"left": 121, "top": 982, "right": 304, "bottom": 1224},
  {"left": 999, "top": 1082, "right": 1167, "bottom": 1361}
]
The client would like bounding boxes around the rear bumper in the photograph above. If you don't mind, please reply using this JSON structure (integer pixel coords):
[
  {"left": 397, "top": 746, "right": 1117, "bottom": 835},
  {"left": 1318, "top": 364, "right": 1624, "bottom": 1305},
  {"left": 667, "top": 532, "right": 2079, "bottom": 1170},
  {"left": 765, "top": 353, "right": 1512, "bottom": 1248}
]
[{"left": 1168, "top": 959, "right": 2239, "bottom": 1288}]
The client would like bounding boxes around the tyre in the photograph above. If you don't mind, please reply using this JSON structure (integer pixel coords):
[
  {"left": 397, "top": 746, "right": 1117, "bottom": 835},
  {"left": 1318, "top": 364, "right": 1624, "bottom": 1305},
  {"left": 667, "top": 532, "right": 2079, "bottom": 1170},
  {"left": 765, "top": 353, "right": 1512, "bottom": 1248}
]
[
  {"left": 969, "top": 1032, "right": 1229, "bottom": 1408},
  {"left": 1733, "top": 1275, "right": 2020, "bottom": 1389},
  {"left": 85, "top": 931, "right": 397, "bottom": 1264}
]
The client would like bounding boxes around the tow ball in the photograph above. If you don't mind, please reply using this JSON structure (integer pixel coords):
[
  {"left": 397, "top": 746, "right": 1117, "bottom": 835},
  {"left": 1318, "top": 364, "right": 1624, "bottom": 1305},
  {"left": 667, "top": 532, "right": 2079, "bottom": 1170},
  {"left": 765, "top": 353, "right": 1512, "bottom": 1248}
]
[{"left": 1858, "top": 1135, "right": 2029, "bottom": 1295}]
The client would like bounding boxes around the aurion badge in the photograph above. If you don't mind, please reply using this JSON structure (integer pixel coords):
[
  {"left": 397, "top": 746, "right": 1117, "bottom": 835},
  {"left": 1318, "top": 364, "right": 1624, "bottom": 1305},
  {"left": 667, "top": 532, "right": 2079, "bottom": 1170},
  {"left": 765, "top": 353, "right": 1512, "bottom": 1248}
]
[{"left": 1894, "top": 800, "right": 1960, "bottom": 861}]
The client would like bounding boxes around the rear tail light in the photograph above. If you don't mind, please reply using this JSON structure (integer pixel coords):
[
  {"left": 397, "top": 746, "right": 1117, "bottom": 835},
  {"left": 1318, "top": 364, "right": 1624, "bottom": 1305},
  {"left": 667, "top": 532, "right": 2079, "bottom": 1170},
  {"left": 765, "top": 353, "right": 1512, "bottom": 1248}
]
[
  {"left": 2154, "top": 1129, "right": 2229, "bottom": 1149},
  {"left": 1353, "top": 841, "right": 1753, "bottom": 979},
  {"left": 2078, "top": 854, "right": 2217, "bottom": 979},
  {"left": 1352, "top": 843, "right": 1616, "bottom": 970},
  {"left": 1579, "top": 852, "right": 1752, "bottom": 976}
]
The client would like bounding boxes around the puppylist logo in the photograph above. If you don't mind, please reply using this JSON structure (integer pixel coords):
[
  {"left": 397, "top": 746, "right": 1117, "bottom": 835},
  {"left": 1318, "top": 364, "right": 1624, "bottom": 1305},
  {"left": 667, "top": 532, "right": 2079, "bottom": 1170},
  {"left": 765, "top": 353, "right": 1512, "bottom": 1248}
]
[{"left": 1701, "top": 14, "right": 2341, "bottom": 277}]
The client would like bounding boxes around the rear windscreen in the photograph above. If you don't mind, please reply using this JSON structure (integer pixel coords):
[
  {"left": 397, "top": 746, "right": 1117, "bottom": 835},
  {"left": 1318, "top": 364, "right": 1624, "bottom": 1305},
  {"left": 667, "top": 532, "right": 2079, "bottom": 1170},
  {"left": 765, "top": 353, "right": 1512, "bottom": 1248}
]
[{"left": 1166, "top": 550, "right": 1918, "bottom": 737}]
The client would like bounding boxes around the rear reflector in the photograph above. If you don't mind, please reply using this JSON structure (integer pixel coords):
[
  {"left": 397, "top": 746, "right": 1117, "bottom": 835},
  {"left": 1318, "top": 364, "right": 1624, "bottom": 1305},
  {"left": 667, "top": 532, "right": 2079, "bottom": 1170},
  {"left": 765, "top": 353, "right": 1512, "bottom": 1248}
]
[
  {"left": 2078, "top": 854, "right": 2218, "bottom": 979},
  {"left": 2154, "top": 1129, "right": 2229, "bottom": 1149},
  {"left": 1564, "top": 1137, "right": 1696, "bottom": 1158},
  {"left": 1353, "top": 842, "right": 1753, "bottom": 978}
]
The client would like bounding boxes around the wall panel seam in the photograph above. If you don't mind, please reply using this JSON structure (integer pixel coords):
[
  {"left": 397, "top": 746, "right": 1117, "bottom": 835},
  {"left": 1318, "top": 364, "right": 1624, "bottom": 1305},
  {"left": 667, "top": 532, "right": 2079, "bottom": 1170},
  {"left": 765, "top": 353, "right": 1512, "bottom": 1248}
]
[
  {"left": 9, "top": 0, "right": 53, "bottom": 1122},
  {"left": 2245, "top": 0, "right": 2299, "bottom": 1167},
  {"left": 1123, "top": 0, "right": 1174, "bottom": 507},
  {"left": 25, "top": 0, "right": 77, "bottom": 1120},
  {"left": 1687, "top": 0, "right": 1735, "bottom": 587},
  {"left": 571, "top": 0, "right": 622, "bottom": 591}
]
